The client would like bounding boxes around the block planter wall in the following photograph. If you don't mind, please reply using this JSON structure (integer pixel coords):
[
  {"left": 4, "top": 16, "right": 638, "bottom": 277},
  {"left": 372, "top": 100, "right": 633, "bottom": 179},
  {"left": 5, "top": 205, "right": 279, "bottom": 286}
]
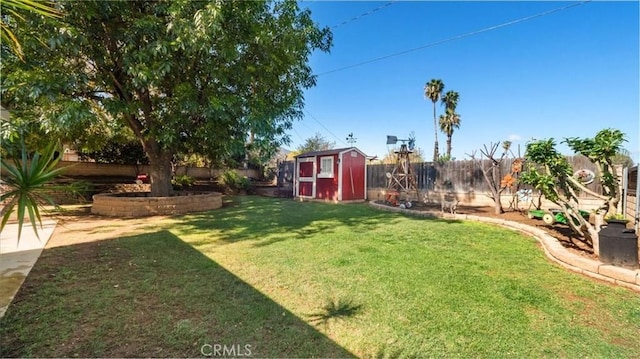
[{"left": 91, "top": 192, "right": 223, "bottom": 217}]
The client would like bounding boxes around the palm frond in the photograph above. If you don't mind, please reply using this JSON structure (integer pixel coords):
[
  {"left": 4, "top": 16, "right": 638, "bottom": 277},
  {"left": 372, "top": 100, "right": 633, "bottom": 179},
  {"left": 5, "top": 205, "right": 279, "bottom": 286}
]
[
  {"left": 2, "top": 0, "right": 62, "bottom": 18},
  {"left": 0, "top": 22, "right": 24, "bottom": 60}
]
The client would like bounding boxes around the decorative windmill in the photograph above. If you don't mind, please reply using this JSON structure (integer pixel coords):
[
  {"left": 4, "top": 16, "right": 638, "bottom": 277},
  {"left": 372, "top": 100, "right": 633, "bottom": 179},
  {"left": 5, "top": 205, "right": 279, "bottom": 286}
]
[{"left": 385, "top": 134, "right": 420, "bottom": 206}]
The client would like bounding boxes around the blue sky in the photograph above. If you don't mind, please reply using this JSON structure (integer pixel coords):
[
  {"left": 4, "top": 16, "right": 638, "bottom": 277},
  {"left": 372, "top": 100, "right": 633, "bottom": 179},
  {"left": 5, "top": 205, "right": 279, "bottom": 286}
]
[{"left": 287, "top": 1, "right": 639, "bottom": 162}]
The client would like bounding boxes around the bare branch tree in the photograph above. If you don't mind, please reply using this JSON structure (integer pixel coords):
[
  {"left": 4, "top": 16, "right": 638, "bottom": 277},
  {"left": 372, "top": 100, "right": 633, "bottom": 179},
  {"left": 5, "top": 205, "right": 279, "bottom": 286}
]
[{"left": 466, "top": 141, "right": 510, "bottom": 214}]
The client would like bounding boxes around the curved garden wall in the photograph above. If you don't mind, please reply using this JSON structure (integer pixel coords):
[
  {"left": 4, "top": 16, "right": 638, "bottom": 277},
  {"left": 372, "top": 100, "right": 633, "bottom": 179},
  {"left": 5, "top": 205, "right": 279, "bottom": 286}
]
[{"left": 92, "top": 192, "right": 222, "bottom": 217}]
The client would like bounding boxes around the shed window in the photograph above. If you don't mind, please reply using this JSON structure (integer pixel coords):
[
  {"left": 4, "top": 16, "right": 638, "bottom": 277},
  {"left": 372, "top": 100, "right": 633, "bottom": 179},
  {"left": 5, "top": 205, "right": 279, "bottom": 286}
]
[{"left": 318, "top": 156, "right": 334, "bottom": 178}]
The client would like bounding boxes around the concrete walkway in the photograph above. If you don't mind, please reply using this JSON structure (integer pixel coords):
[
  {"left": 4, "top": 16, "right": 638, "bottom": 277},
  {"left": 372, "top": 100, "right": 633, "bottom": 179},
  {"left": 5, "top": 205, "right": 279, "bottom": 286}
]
[
  {"left": 0, "top": 220, "right": 56, "bottom": 318},
  {"left": 370, "top": 202, "right": 640, "bottom": 292}
]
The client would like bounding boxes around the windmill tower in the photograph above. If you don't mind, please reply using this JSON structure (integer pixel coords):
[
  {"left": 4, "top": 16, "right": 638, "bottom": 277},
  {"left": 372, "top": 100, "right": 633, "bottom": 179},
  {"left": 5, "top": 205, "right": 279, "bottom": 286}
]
[{"left": 385, "top": 134, "right": 420, "bottom": 205}]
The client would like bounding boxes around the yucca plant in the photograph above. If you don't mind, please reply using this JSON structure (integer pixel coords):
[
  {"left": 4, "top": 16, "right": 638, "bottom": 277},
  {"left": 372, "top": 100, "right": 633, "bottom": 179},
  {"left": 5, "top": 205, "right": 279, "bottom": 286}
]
[{"left": 1, "top": 140, "right": 69, "bottom": 241}]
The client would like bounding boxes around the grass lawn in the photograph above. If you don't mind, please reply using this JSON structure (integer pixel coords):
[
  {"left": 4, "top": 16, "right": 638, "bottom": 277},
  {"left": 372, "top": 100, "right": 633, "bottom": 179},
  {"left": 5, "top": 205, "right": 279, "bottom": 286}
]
[{"left": 1, "top": 196, "right": 639, "bottom": 357}]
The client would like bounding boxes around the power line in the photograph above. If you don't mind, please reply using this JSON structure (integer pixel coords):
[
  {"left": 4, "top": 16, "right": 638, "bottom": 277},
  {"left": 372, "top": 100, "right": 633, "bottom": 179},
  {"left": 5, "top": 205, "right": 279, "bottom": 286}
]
[
  {"left": 331, "top": 1, "right": 396, "bottom": 29},
  {"left": 304, "top": 109, "right": 349, "bottom": 147},
  {"left": 291, "top": 127, "right": 306, "bottom": 143},
  {"left": 318, "top": 1, "right": 592, "bottom": 76}
]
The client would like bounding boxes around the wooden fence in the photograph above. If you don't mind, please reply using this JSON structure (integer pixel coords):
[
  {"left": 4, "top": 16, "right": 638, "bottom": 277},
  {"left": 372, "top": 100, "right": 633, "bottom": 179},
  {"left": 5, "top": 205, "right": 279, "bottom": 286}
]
[
  {"left": 0, "top": 161, "right": 260, "bottom": 181},
  {"left": 623, "top": 165, "right": 638, "bottom": 228},
  {"left": 277, "top": 161, "right": 294, "bottom": 188},
  {"left": 367, "top": 156, "right": 603, "bottom": 196}
]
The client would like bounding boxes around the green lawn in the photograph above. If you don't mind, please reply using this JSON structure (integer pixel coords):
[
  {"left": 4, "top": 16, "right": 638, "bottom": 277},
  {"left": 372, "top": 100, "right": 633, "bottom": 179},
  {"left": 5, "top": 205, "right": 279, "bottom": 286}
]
[{"left": 1, "top": 196, "right": 639, "bottom": 358}]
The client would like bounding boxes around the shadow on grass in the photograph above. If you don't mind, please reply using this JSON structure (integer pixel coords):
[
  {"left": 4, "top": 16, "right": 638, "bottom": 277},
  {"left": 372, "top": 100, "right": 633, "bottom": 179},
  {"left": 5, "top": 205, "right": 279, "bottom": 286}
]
[
  {"left": 307, "top": 298, "right": 363, "bottom": 325},
  {"left": 0, "top": 231, "right": 354, "bottom": 358},
  {"left": 180, "top": 196, "right": 404, "bottom": 247}
]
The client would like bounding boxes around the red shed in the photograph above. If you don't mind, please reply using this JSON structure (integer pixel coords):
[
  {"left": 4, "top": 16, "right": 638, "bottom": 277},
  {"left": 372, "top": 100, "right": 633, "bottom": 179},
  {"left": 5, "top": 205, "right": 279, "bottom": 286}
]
[{"left": 294, "top": 147, "right": 367, "bottom": 202}]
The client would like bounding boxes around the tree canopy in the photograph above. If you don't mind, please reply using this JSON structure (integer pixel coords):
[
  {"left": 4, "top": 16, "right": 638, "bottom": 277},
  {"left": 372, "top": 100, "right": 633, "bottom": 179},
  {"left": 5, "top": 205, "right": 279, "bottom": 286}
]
[
  {"left": 294, "top": 132, "right": 335, "bottom": 154},
  {"left": 520, "top": 128, "right": 627, "bottom": 252},
  {"left": 380, "top": 147, "right": 425, "bottom": 164},
  {"left": 0, "top": 0, "right": 61, "bottom": 61},
  {"left": 2, "top": 0, "right": 332, "bottom": 196}
]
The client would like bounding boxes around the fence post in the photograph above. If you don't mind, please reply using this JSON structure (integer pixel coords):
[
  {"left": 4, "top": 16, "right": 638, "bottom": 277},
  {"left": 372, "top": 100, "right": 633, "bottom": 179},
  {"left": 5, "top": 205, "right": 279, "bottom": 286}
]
[
  {"left": 635, "top": 166, "right": 640, "bottom": 233},
  {"left": 621, "top": 166, "right": 628, "bottom": 217}
]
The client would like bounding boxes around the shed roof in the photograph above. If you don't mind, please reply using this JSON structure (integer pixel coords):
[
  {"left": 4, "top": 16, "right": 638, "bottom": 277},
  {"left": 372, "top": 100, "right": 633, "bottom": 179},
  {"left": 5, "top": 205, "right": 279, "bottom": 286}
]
[{"left": 295, "top": 147, "right": 366, "bottom": 158}]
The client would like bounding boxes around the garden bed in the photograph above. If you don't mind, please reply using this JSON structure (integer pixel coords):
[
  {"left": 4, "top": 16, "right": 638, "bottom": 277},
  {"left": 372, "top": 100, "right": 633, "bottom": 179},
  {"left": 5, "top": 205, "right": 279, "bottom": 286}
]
[{"left": 91, "top": 191, "right": 223, "bottom": 217}]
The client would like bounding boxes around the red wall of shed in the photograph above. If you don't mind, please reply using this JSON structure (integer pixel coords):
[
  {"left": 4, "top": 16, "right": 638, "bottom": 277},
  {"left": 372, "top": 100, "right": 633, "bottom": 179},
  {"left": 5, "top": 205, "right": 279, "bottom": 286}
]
[
  {"left": 340, "top": 150, "right": 366, "bottom": 200},
  {"left": 315, "top": 154, "right": 338, "bottom": 200}
]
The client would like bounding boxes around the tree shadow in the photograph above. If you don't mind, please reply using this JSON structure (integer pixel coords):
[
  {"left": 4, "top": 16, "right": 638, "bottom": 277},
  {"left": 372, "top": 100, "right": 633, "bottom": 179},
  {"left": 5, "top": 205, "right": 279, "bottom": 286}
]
[
  {"left": 551, "top": 226, "right": 594, "bottom": 255},
  {"left": 306, "top": 298, "right": 363, "bottom": 325},
  {"left": 0, "top": 231, "right": 355, "bottom": 358},
  {"left": 180, "top": 196, "right": 401, "bottom": 248}
]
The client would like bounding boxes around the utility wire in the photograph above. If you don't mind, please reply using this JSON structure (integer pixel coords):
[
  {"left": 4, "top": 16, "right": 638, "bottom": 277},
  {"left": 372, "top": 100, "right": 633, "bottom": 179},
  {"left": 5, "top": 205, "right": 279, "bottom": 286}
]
[
  {"left": 304, "top": 109, "right": 349, "bottom": 147},
  {"left": 291, "top": 127, "right": 306, "bottom": 143},
  {"left": 296, "top": 2, "right": 412, "bottom": 149},
  {"left": 331, "top": 1, "right": 396, "bottom": 29},
  {"left": 318, "top": 0, "right": 591, "bottom": 76},
  {"left": 297, "top": 114, "right": 321, "bottom": 134}
]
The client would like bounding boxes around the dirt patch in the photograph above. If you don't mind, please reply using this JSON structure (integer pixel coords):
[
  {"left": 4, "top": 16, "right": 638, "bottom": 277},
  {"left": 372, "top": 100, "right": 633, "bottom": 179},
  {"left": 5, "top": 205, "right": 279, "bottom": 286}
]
[{"left": 44, "top": 206, "right": 173, "bottom": 248}]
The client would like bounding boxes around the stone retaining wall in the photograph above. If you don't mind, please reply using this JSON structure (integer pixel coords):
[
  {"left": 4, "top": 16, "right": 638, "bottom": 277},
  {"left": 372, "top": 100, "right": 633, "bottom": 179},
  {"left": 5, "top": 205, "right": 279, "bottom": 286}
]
[{"left": 91, "top": 192, "right": 222, "bottom": 217}]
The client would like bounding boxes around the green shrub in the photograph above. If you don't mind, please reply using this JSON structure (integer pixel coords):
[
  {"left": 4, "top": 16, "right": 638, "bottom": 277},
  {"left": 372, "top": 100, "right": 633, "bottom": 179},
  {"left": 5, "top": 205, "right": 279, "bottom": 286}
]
[
  {"left": 218, "top": 170, "right": 251, "bottom": 193},
  {"left": 172, "top": 174, "right": 195, "bottom": 190},
  {"left": 605, "top": 213, "right": 627, "bottom": 221}
]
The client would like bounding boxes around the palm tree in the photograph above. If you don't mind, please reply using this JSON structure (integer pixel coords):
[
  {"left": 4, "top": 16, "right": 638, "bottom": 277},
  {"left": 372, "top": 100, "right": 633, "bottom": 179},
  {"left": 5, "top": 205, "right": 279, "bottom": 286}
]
[
  {"left": 424, "top": 79, "right": 445, "bottom": 161},
  {"left": 438, "top": 109, "right": 461, "bottom": 158},
  {"left": 440, "top": 90, "right": 460, "bottom": 157},
  {"left": 441, "top": 90, "right": 459, "bottom": 112}
]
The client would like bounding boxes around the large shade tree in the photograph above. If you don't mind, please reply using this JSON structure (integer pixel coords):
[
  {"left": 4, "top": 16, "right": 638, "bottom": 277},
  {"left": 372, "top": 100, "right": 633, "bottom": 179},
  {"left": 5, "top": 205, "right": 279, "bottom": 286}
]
[
  {"left": 424, "top": 79, "right": 444, "bottom": 162},
  {"left": 2, "top": 0, "right": 332, "bottom": 196}
]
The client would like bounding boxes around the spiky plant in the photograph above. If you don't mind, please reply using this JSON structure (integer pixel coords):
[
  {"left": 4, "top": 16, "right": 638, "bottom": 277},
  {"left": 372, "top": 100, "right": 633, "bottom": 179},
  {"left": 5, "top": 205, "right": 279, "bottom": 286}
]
[{"left": 1, "top": 141, "right": 68, "bottom": 241}]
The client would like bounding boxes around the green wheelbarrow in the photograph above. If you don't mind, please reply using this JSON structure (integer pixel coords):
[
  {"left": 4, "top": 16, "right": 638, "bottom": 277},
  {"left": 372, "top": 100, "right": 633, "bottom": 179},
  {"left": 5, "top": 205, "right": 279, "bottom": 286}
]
[{"left": 527, "top": 209, "right": 590, "bottom": 225}]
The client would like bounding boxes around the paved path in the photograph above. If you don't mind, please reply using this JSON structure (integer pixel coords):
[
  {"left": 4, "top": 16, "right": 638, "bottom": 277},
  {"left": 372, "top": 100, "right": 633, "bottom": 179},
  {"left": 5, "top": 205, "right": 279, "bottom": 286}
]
[
  {"left": 370, "top": 202, "right": 640, "bottom": 292},
  {"left": 0, "top": 220, "right": 56, "bottom": 318}
]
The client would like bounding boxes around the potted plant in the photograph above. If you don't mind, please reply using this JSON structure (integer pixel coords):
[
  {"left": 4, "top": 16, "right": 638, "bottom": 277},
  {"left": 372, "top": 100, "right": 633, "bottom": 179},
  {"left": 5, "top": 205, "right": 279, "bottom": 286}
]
[
  {"left": 604, "top": 213, "right": 629, "bottom": 225},
  {"left": 600, "top": 213, "right": 637, "bottom": 268}
]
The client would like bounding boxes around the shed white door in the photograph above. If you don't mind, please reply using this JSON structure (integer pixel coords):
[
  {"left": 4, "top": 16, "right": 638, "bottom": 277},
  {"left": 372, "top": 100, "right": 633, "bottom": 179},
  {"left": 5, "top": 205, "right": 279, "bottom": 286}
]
[{"left": 296, "top": 157, "right": 316, "bottom": 198}]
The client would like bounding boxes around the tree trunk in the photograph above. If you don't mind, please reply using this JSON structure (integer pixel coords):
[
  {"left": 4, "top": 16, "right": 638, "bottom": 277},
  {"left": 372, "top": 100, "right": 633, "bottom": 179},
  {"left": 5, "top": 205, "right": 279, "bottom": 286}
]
[
  {"left": 493, "top": 190, "right": 503, "bottom": 215},
  {"left": 606, "top": 197, "right": 620, "bottom": 218},
  {"left": 446, "top": 135, "right": 452, "bottom": 157},
  {"left": 590, "top": 216, "right": 602, "bottom": 255},
  {"left": 143, "top": 140, "right": 174, "bottom": 197},
  {"left": 432, "top": 102, "right": 439, "bottom": 161},
  {"left": 489, "top": 167, "right": 503, "bottom": 214}
]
